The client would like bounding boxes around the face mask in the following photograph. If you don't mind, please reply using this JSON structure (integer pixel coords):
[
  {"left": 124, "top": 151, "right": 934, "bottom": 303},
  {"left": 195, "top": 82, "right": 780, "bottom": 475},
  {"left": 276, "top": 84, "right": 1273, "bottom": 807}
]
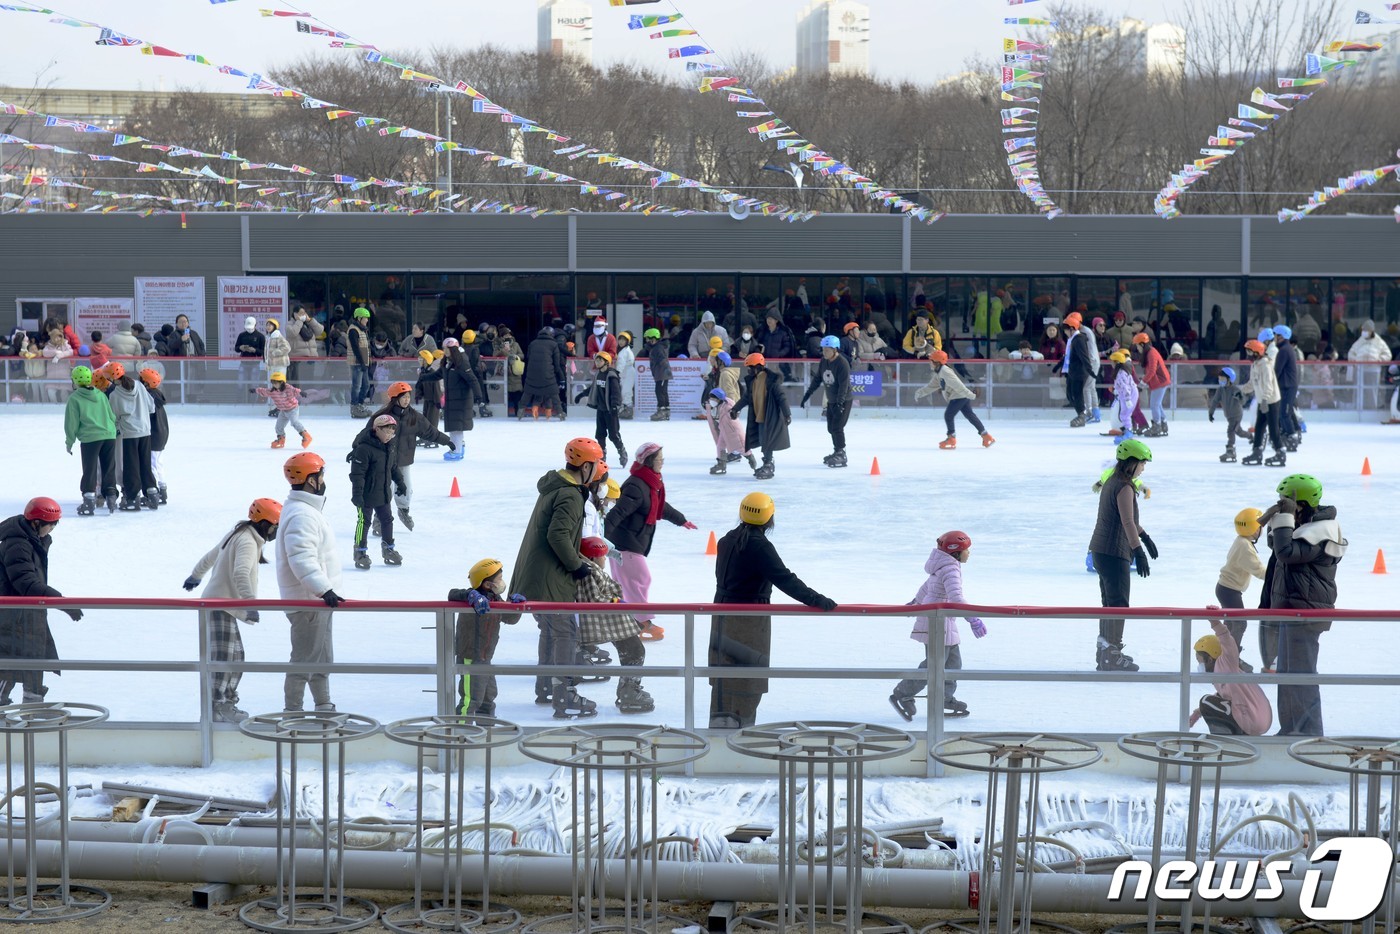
[
  {"left": 1195, "top": 661, "right": 1207, "bottom": 674},
  {"left": 594, "top": 325, "right": 606, "bottom": 335}
]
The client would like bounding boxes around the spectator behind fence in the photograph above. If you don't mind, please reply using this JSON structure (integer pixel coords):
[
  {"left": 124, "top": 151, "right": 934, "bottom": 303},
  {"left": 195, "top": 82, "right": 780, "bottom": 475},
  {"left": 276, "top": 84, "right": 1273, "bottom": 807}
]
[{"left": 107, "top": 321, "right": 141, "bottom": 358}]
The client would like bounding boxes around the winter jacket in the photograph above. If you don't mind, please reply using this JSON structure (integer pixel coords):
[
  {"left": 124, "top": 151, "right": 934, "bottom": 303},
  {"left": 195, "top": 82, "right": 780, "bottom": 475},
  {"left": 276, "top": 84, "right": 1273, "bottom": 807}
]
[
  {"left": 908, "top": 548, "right": 983, "bottom": 646},
  {"left": 508, "top": 469, "right": 590, "bottom": 602},
  {"left": 1193, "top": 619, "right": 1272, "bottom": 735},
  {"left": 414, "top": 364, "right": 444, "bottom": 406},
  {"left": 761, "top": 323, "right": 798, "bottom": 360},
  {"left": 87, "top": 342, "right": 112, "bottom": 369},
  {"left": 148, "top": 386, "right": 169, "bottom": 452},
  {"left": 165, "top": 328, "right": 206, "bottom": 357},
  {"left": 42, "top": 341, "right": 73, "bottom": 379},
  {"left": 646, "top": 340, "right": 672, "bottom": 381},
  {"left": 443, "top": 356, "right": 486, "bottom": 433},
  {"left": 687, "top": 323, "right": 730, "bottom": 361},
  {"left": 106, "top": 325, "right": 141, "bottom": 357},
  {"left": 915, "top": 364, "right": 974, "bottom": 403},
  {"left": 1064, "top": 329, "right": 1094, "bottom": 378},
  {"left": 1273, "top": 341, "right": 1299, "bottom": 393},
  {"left": 108, "top": 380, "right": 154, "bottom": 439},
  {"left": 855, "top": 332, "right": 890, "bottom": 362},
  {"left": 1080, "top": 326, "right": 1102, "bottom": 375},
  {"left": 63, "top": 385, "right": 117, "bottom": 450},
  {"left": 1208, "top": 384, "right": 1245, "bottom": 422},
  {"left": 524, "top": 331, "right": 565, "bottom": 394},
  {"left": 326, "top": 328, "right": 348, "bottom": 360},
  {"left": 0, "top": 515, "right": 63, "bottom": 681},
  {"left": 1241, "top": 355, "right": 1280, "bottom": 406},
  {"left": 346, "top": 325, "right": 370, "bottom": 366},
  {"left": 730, "top": 335, "right": 763, "bottom": 360},
  {"left": 713, "top": 525, "right": 827, "bottom": 607},
  {"left": 1218, "top": 535, "right": 1266, "bottom": 593},
  {"left": 1040, "top": 335, "right": 1066, "bottom": 360},
  {"left": 348, "top": 432, "right": 405, "bottom": 510},
  {"left": 275, "top": 490, "right": 341, "bottom": 600},
  {"left": 287, "top": 314, "right": 324, "bottom": 358},
  {"left": 1113, "top": 368, "right": 1139, "bottom": 418},
  {"left": 397, "top": 333, "right": 437, "bottom": 358},
  {"left": 256, "top": 384, "right": 302, "bottom": 411},
  {"left": 802, "top": 354, "right": 851, "bottom": 408},
  {"left": 1347, "top": 329, "right": 1392, "bottom": 364},
  {"left": 732, "top": 366, "right": 791, "bottom": 454},
  {"left": 615, "top": 344, "right": 636, "bottom": 403},
  {"left": 802, "top": 325, "right": 828, "bottom": 359},
  {"left": 1262, "top": 507, "right": 1346, "bottom": 625},
  {"left": 234, "top": 329, "right": 265, "bottom": 359},
  {"left": 495, "top": 337, "right": 524, "bottom": 393},
  {"left": 190, "top": 522, "right": 271, "bottom": 622},
  {"left": 902, "top": 325, "right": 942, "bottom": 357},
  {"left": 1142, "top": 345, "right": 1171, "bottom": 390},
  {"left": 578, "top": 367, "right": 622, "bottom": 412},
  {"left": 586, "top": 331, "right": 618, "bottom": 360},
  {"left": 577, "top": 563, "right": 639, "bottom": 645},
  {"left": 604, "top": 474, "right": 687, "bottom": 557},
  {"left": 264, "top": 329, "right": 292, "bottom": 371},
  {"left": 1088, "top": 473, "right": 1141, "bottom": 560},
  {"left": 357, "top": 402, "right": 448, "bottom": 468}
]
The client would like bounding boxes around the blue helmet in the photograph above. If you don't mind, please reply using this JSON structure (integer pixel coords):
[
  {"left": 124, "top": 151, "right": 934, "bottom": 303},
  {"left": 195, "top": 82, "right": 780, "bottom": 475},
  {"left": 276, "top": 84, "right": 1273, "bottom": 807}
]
[
  {"left": 820, "top": 335, "right": 841, "bottom": 350},
  {"left": 716, "top": 351, "right": 732, "bottom": 366},
  {"left": 1219, "top": 366, "right": 1236, "bottom": 384},
  {"left": 1257, "top": 328, "right": 1275, "bottom": 342},
  {"left": 709, "top": 388, "right": 727, "bottom": 402},
  {"left": 1273, "top": 324, "right": 1292, "bottom": 340}
]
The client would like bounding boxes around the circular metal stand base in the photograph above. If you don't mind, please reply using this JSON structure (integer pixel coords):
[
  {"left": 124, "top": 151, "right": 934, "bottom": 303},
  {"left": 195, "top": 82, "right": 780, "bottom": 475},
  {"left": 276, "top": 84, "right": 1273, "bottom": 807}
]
[
  {"left": 382, "top": 899, "right": 523, "bottom": 934},
  {"left": 1104, "top": 922, "right": 1243, "bottom": 934},
  {"left": 0, "top": 883, "right": 110, "bottom": 922},
  {"left": 1280, "top": 924, "right": 1342, "bottom": 934},
  {"left": 920, "top": 918, "right": 1086, "bottom": 934},
  {"left": 238, "top": 894, "right": 379, "bottom": 932},
  {"left": 521, "top": 909, "right": 694, "bottom": 934},
  {"left": 733, "top": 907, "right": 911, "bottom": 934}
]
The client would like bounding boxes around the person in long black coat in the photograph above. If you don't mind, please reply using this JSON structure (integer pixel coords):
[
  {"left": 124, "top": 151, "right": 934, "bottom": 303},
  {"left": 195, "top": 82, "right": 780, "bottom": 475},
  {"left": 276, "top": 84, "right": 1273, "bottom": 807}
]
[
  {"left": 521, "top": 328, "right": 565, "bottom": 419},
  {"left": 0, "top": 502, "right": 82, "bottom": 704},
  {"left": 442, "top": 344, "right": 486, "bottom": 452},
  {"left": 709, "top": 493, "right": 835, "bottom": 728},
  {"left": 357, "top": 385, "right": 454, "bottom": 527},
  {"left": 730, "top": 358, "right": 791, "bottom": 479}
]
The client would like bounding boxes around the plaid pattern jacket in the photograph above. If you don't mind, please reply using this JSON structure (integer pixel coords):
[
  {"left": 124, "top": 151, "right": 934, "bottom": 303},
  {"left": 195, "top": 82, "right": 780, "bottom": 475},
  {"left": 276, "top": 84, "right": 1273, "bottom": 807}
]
[{"left": 576, "top": 563, "right": 640, "bottom": 645}]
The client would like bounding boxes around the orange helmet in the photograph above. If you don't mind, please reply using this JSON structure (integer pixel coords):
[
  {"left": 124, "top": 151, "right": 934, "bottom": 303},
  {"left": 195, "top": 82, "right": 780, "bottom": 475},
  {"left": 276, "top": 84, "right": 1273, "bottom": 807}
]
[
  {"left": 565, "top": 438, "right": 604, "bottom": 467},
  {"left": 106, "top": 361, "right": 126, "bottom": 380},
  {"left": 283, "top": 452, "right": 325, "bottom": 485},
  {"left": 91, "top": 371, "right": 111, "bottom": 391},
  {"left": 930, "top": 349, "right": 949, "bottom": 365},
  {"left": 388, "top": 381, "right": 412, "bottom": 399},
  {"left": 1063, "top": 312, "right": 1083, "bottom": 329},
  {"left": 842, "top": 321, "right": 859, "bottom": 334},
  {"left": 743, "top": 353, "right": 766, "bottom": 367},
  {"left": 1131, "top": 332, "right": 1151, "bottom": 345},
  {"left": 248, "top": 498, "right": 282, "bottom": 524},
  {"left": 1244, "top": 339, "right": 1266, "bottom": 355},
  {"left": 137, "top": 367, "right": 161, "bottom": 388}
]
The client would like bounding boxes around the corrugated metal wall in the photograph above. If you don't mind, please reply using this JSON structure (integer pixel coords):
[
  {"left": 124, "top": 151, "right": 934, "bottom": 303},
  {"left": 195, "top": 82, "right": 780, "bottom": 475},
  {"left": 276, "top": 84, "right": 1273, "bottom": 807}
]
[{"left": 1248, "top": 216, "right": 1400, "bottom": 276}]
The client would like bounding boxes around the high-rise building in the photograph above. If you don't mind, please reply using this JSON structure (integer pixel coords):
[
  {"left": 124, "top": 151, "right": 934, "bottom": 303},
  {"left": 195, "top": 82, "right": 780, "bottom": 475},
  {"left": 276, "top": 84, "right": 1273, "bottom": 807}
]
[
  {"left": 1355, "top": 32, "right": 1399, "bottom": 84},
  {"left": 796, "top": 0, "right": 870, "bottom": 78},
  {"left": 1110, "top": 18, "right": 1187, "bottom": 80},
  {"left": 538, "top": 0, "right": 593, "bottom": 65}
]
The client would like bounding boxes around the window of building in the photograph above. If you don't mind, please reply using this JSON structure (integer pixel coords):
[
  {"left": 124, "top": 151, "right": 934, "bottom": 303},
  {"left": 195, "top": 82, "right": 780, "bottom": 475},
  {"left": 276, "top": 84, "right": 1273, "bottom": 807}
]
[{"left": 1201, "top": 279, "right": 1243, "bottom": 357}]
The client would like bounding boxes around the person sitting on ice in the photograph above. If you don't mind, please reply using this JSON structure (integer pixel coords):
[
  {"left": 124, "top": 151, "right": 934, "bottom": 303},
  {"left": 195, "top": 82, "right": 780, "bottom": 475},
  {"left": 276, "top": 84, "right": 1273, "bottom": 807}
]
[{"left": 1188, "top": 609, "right": 1272, "bottom": 736}]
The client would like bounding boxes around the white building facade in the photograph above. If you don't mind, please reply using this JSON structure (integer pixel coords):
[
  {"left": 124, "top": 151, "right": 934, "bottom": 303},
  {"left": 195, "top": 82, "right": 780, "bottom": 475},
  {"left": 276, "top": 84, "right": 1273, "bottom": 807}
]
[
  {"left": 538, "top": 0, "right": 593, "bottom": 65},
  {"left": 796, "top": 0, "right": 871, "bottom": 78}
]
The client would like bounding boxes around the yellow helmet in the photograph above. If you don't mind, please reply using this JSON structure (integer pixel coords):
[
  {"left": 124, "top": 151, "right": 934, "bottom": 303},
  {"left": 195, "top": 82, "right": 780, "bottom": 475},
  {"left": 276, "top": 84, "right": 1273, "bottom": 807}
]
[
  {"left": 1234, "top": 507, "right": 1262, "bottom": 538},
  {"left": 1193, "top": 634, "right": 1222, "bottom": 660},
  {"left": 1109, "top": 349, "right": 1131, "bottom": 364},
  {"left": 265, "top": 318, "right": 280, "bottom": 331},
  {"left": 270, "top": 371, "right": 287, "bottom": 382},
  {"left": 431, "top": 349, "right": 445, "bottom": 360},
  {"left": 709, "top": 336, "right": 724, "bottom": 351},
  {"left": 418, "top": 349, "right": 434, "bottom": 364},
  {"left": 462, "top": 329, "right": 477, "bottom": 344},
  {"left": 469, "top": 558, "right": 503, "bottom": 590},
  {"left": 739, "top": 491, "right": 775, "bottom": 526},
  {"left": 606, "top": 478, "right": 621, "bottom": 500}
]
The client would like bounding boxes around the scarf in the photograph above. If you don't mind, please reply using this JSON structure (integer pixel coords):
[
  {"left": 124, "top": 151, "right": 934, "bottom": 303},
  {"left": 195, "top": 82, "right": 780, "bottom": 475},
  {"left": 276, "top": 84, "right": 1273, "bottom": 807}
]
[{"left": 629, "top": 463, "right": 666, "bottom": 525}]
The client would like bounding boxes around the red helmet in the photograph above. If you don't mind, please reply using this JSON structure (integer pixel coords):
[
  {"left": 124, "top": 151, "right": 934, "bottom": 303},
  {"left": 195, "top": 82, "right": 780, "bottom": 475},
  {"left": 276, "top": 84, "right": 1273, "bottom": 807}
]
[
  {"left": 580, "top": 537, "right": 610, "bottom": 559},
  {"left": 743, "top": 353, "right": 766, "bottom": 367},
  {"left": 388, "top": 381, "right": 412, "bottom": 399},
  {"left": 138, "top": 368, "right": 162, "bottom": 388},
  {"left": 23, "top": 497, "right": 62, "bottom": 523},
  {"left": 248, "top": 498, "right": 282, "bottom": 524},
  {"left": 937, "top": 531, "right": 972, "bottom": 555},
  {"left": 283, "top": 452, "right": 325, "bottom": 485},
  {"left": 564, "top": 438, "right": 604, "bottom": 467}
]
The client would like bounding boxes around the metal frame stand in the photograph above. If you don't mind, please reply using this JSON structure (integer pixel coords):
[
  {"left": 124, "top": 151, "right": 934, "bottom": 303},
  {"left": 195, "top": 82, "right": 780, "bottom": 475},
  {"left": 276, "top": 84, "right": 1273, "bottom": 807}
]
[
  {"left": 1110, "top": 732, "right": 1259, "bottom": 934},
  {"left": 237, "top": 711, "right": 382, "bottom": 933},
  {"left": 927, "top": 733, "right": 1103, "bottom": 934},
  {"left": 0, "top": 702, "right": 110, "bottom": 923},
  {"left": 517, "top": 724, "right": 708, "bottom": 934},
  {"left": 381, "top": 715, "right": 525, "bottom": 934},
  {"left": 1287, "top": 737, "right": 1400, "bottom": 934},
  {"left": 727, "top": 720, "right": 916, "bottom": 934}
]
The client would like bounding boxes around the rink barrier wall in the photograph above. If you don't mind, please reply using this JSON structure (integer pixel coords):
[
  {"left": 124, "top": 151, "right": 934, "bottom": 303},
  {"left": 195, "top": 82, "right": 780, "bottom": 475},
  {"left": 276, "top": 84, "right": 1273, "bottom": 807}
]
[
  {"left": 0, "top": 597, "right": 1394, "bottom": 778},
  {"left": 4, "top": 356, "right": 1395, "bottom": 421}
]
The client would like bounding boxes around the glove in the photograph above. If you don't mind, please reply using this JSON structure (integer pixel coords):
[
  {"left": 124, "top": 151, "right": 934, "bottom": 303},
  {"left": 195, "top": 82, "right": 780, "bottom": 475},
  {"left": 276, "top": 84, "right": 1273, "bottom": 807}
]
[
  {"left": 785, "top": 415, "right": 791, "bottom": 425},
  {"left": 321, "top": 589, "right": 344, "bottom": 608},
  {"left": 351, "top": 498, "right": 364, "bottom": 509},
  {"left": 1208, "top": 412, "right": 1215, "bottom": 422},
  {"left": 1133, "top": 547, "right": 1150, "bottom": 578},
  {"left": 1277, "top": 496, "right": 1298, "bottom": 516},
  {"left": 66, "top": 447, "right": 72, "bottom": 456},
  {"left": 509, "top": 593, "right": 527, "bottom": 604},
  {"left": 447, "top": 441, "right": 458, "bottom": 452},
  {"left": 395, "top": 485, "right": 407, "bottom": 497},
  {"left": 728, "top": 409, "right": 739, "bottom": 420},
  {"left": 182, "top": 576, "right": 201, "bottom": 592},
  {"left": 800, "top": 395, "right": 810, "bottom": 408},
  {"left": 683, "top": 521, "right": 697, "bottom": 530},
  {"left": 244, "top": 610, "right": 260, "bottom": 624},
  {"left": 970, "top": 619, "right": 988, "bottom": 639},
  {"left": 467, "top": 590, "right": 491, "bottom": 616},
  {"left": 814, "top": 596, "right": 837, "bottom": 612},
  {"left": 63, "top": 608, "right": 83, "bottom": 622},
  {"left": 571, "top": 564, "right": 593, "bottom": 580},
  {"left": 914, "top": 388, "right": 929, "bottom": 401},
  {"left": 1140, "top": 531, "right": 1158, "bottom": 559}
]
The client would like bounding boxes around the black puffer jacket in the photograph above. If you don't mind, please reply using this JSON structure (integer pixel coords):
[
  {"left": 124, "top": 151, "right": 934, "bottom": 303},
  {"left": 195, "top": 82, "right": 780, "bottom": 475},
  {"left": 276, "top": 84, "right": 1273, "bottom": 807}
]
[
  {"left": 1274, "top": 342, "right": 1299, "bottom": 393},
  {"left": 524, "top": 330, "right": 565, "bottom": 393},
  {"left": 732, "top": 366, "right": 791, "bottom": 453},
  {"left": 1261, "top": 507, "right": 1346, "bottom": 629},
  {"left": 349, "top": 432, "right": 405, "bottom": 509},
  {"left": 604, "top": 474, "right": 687, "bottom": 556},
  {"left": 577, "top": 368, "right": 621, "bottom": 412},
  {"left": 647, "top": 340, "right": 671, "bottom": 381},
  {"left": 443, "top": 354, "right": 486, "bottom": 433},
  {"left": 148, "top": 386, "right": 169, "bottom": 452},
  {"left": 0, "top": 515, "right": 62, "bottom": 679},
  {"left": 357, "top": 402, "right": 449, "bottom": 468},
  {"left": 714, "top": 523, "right": 826, "bottom": 606}
]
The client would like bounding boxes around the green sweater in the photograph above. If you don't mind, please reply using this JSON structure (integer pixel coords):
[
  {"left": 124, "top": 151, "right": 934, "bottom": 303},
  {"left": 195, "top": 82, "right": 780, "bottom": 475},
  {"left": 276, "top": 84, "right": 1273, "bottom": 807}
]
[{"left": 64, "top": 387, "right": 117, "bottom": 449}]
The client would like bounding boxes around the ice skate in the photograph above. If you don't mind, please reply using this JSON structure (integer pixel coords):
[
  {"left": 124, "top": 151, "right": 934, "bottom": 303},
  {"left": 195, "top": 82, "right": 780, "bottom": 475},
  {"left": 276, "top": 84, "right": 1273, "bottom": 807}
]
[
  {"left": 639, "top": 623, "right": 664, "bottom": 642},
  {"left": 1241, "top": 449, "right": 1264, "bottom": 466},
  {"left": 1283, "top": 438, "right": 1298, "bottom": 453},
  {"left": 889, "top": 694, "right": 916, "bottom": 722},
  {"left": 581, "top": 644, "right": 613, "bottom": 666},
  {"left": 827, "top": 450, "right": 848, "bottom": 468},
  {"left": 1085, "top": 552, "right": 1096, "bottom": 573},
  {"left": 552, "top": 689, "right": 598, "bottom": 720},
  {"left": 754, "top": 461, "right": 775, "bottom": 480},
  {"left": 398, "top": 507, "right": 414, "bottom": 531},
  {"left": 620, "top": 405, "right": 634, "bottom": 420},
  {"left": 727, "top": 452, "right": 743, "bottom": 462},
  {"left": 615, "top": 677, "right": 655, "bottom": 714},
  {"left": 944, "top": 699, "right": 971, "bottom": 718},
  {"left": 142, "top": 488, "right": 160, "bottom": 510},
  {"left": 443, "top": 449, "right": 464, "bottom": 461},
  {"left": 1157, "top": 421, "right": 1169, "bottom": 436},
  {"left": 77, "top": 494, "right": 96, "bottom": 517},
  {"left": 118, "top": 497, "right": 142, "bottom": 512},
  {"left": 478, "top": 403, "right": 493, "bottom": 418},
  {"left": 354, "top": 549, "right": 372, "bottom": 570},
  {"left": 939, "top": 436, "right": 957, "bottom": 449},
  {"left": 158, "top": 484, "right": 168, "bottom": 505},
  {"left": 1086, "top": 412, "right": 1102, "bottom": 425},
  {"left": 213, "top": 701, "right": 248, "bottom": 723},
  {"left": 382, "top": 545, "right": 403, "bottom": 566},
  {"left": 1102, "top": 427, "right": 1124, "bottom": 437},
  {"left": 1219, "top": 446, "right": 1237, "bottom": 463},
  {"left": 270, "top": 436, "right": 286, "bottom": 449},
  {"left": 1070, "top": 415, "right": 1087, "bottom": 428},
  {"left": 554, "top": 411, "right": 566, "bottom": 422},
  {"left": 314, "top": 702, "right": 337, "bottom": 712},
  {"left": 746, "top": 453, "right": 758, "bottom": 470},
  {"left": 1095, "top": 639, "right": 1139, "bottom": 672},
  {"left": 104, "top": 493, "right": 118, "bottom": 515},
  {"left": 371, "top": 514, "right": 381, "bottom": 538},
  {"left": 616, "top": 446, "right": 628, "bottom": 467},
  {"left": 981, "top": 433, "right": 996, "bottom": 448},
  {"left": 1265, "top": 451, "right": 1287, "bottom": 467},
  {"left": 534, "top": 689, "right": 554, "bottom": 706},
  {"left": 267, "top": 409, "right": 278, "bottom": 418},
  {"left": 1113, "top": 431, "right": 1135, "bottom": 446},
  {"left": 650, "top": 407, "right": 669, "bottom": 422},
  {"left": 300, "top": 431, "right": 313, "bottom": 449},
  {"left": 709, "top": 458, "right": 727, "bottom": 475}
]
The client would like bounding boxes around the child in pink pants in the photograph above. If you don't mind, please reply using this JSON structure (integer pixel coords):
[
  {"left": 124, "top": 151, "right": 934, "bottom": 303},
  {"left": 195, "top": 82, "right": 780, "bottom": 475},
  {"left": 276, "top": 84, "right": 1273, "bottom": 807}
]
[{"left": 705, "top": 388, "right": 755, "bottom": 475}]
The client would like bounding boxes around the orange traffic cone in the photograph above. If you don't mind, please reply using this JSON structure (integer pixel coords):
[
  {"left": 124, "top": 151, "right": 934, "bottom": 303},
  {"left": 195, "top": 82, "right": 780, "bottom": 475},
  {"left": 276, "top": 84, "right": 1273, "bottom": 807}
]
[
  {"left": 870, "top": 457, "right": 881, "bottom": 476},
  {"left": 1362, "top": 457, "right": 1372, "bottom": 476},
  {"left": 449, "top": 477, "right": 461, "bottom": 498},
  {"left": 1374, "top": 549, "right": 1388, "bottom": 574},
  {"left": 705, "top": 531, "right": 717, "bottom": 556}
]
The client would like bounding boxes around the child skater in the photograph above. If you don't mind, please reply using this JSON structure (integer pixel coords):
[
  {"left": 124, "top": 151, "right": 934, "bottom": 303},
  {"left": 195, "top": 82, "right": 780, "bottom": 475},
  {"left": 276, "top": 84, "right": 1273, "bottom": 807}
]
[
  {"left": 914, "top": 350, "right": 994, "bottom": 450},
  {"left": 256, "top": 372, "right": 312, "bottom": 450},
  {"left": 644, "top": 328, "right": 672, "bottom": 421},
  {"left": 1216, "top": 508, "right": 1266, "bottom": 663},
  {"left": 577, "top": 536, "right": 655, "bottom": 714},
  {"left": 63, "top": 365, "right": 118, "bottom": 516},
  {"left": 448, "top": 558, "right": 525, "bottom": 717},
  {"left": 107, "top": 363, "right": 159, "bottom": 511},
  {"left": 1207, "top": 366, "right": 1251, "bottom": 462},
  {"left": 139, "top": 368, "right": 170, "bottom": 504},
  {"left": 889, "top": 531, "right": 987, "bottom": 721},
  {"left": 414, "top": 349, "right": 445, "bottom": 444},
  {"left": 577, "top": 351, "right": 627, "bottom": 466},
  {"left": 705, "top": 388, "right": 756, "bottom": 475},
  {"left": 1108, "top": 349, "right": 1139, "bottom": 442},
  {"left": 1189, "top": 607, "right": 1272, "bottom": 736}
]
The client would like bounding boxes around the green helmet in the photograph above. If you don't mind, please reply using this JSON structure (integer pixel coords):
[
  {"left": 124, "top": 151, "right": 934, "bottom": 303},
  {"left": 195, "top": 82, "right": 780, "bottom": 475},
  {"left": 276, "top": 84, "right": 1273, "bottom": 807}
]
[
  {"left": 71, "top": 365, "right": 93, "bottom": 388},
  {"left": 643, "top": 328, "right": 661, "bottom": 340},
  {"left": 1116, "top": 438, "right": 1153, "bottom": 463},
  {"left": 353, "top": 306, "right": 371, "bottom": 319},
  {"left": 1277, "top": 473, "right": 1322, "bottom": 508}
]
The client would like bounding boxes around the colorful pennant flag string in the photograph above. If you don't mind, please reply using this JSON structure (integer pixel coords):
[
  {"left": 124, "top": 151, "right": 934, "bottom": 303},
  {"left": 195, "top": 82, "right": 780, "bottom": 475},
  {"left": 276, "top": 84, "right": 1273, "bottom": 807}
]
[
  {"left": 1276, "top": 151, "right": 1400, "bottom": 222},
  {"left": 996, "top": 8, "right": 1062, "bottom": 218}
]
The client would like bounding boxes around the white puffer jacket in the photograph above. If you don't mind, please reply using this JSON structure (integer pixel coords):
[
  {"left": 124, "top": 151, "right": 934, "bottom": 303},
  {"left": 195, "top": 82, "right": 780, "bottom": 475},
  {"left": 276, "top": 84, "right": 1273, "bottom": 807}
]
[
  {"left": 275, "top": 490, "right": 342, "bottom": 600},
  {"left": 190, "top": 523, "right": 270, "bottom": 622}
]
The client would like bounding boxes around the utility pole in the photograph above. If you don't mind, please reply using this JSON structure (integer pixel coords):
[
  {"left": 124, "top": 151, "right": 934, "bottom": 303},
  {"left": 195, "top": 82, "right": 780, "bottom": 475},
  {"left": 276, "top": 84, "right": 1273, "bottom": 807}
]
[{"left": 445, "top": 91, "right": 453, "bottom": 207}]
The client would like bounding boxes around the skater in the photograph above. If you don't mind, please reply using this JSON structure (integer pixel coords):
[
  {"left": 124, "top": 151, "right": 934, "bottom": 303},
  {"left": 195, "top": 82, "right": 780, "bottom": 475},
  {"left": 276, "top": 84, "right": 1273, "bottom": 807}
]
[
  {"left": 1208, "top": 367, "right": 1251, "bottom": 462},
  {"left": 705, "top": 387, "right": 755, "bottom": 474},
  {"left": 1062, "top": 312, "right": 1095, "bottom": 427},
  {"left": 730, "top": 353, "right": 791, "bottom": 480},
  {"left": 256, "top": 372, "right": 312, "bottom": 450},
  {"left": 645, "top": 328, "right": 672, "bottom": 421},
  {"left": 508, "top": 438, "right": 606, "bottom": 718},
  {"left": 1133, "top": 332, "right": 1171, "bottom": 436},
  {"left": 915, "top": 350, "right": 995, "bottom": 450},
  {"left": 605, "top": 442, "right": 697, "bottom": 643},
  {"left": 262, "top": 319, "right": 292, "bottom": 417},
  {"left": 1189, "top": 611, "right": 1272, "bottom": 736},
  {"left": 347, "top": 307, "right": 373, "bottom": 417},
  {"left": 183, "top": 498, "right": 282, "bottom": 722},
  {"left": 140, "top": 368, "right": 170, "bottom": 505},
  {"left": 889, "top": 531, "right": 987, "bottom": 722},
  {"left": 576, "top": 351, "right": 627, "bottom": 466},
  {"left": 349, "top": 414, "right": 406, "bottom": 570},
  {"left": 373, "top": 383, "right": 453, "bottom": 531},
  {"left": 800, "top": 335, "right": 853, "bottom": 467},
  {"left": 460, "top": 330, "right": 494, "bottom": 419},
  {"left": 1088, "top": 438, "right": 1156, "bottom": 671},
  {"left": 448, "top": 559, "right": 525, "bottom": 716},
  {"left": 1261, "top": 474, "right": 1346, "bottom": 736},
  {"left": 616, "top": 331, "right": 637, "bottom": 419},
  {"left": 1108, "top": 349, "right": 1138, "bottom": 441},
  {"left": 577, "top": 536, "right": 656, "bottom": 714},
  {"left": 63, "top": 365, "right": 118, "bottom": 516},
  {"left": 521, "top": 327, "right": 565, "bottom": 420},
  {"left": 234, "top": 317, "right": 265, "bottom": 397},
  {"left": 1272, "top": 325, "right": 1301, "bottom": 449},
  {"left": 1239, "top": 339, "right": 1285, "bottom": 467},
  {"left": 275, "top": 453, "right": 344, "bottom": 713},
  {"left": 414, "top": 349, "right": 445, "bottom": 437},
  {"left": 1216, "top": 507, "right": 1266, "bottom": 658},
  {"left": 107, "top": 363, "right": 160, "bottom": 511},
  {"left": 0, "top": 498, "right": 82, "bottom": 705},
  {"left": 709, "top": 492, "right": 837, "bottom": 728},
  {"left": 441, "top": 338, "right": 486, "bottom": 460}
]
